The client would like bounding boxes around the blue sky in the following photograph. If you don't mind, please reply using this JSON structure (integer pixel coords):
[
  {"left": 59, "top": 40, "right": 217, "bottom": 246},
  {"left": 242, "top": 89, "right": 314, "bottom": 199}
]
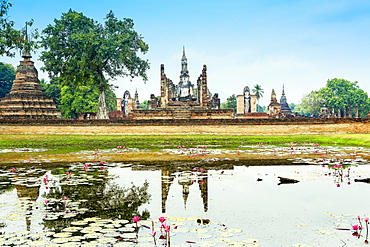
[{"left": 2, "top": 0, "right": 370, "bottom": 106}]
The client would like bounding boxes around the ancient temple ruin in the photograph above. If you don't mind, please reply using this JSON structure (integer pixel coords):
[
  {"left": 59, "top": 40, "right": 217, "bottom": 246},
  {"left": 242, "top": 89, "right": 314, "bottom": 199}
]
[
  {"left": 0, "top": 52, "right": 61, "bottom": 119},
  {"left": 236, "top": 86, "right": 269, "bottom": 118},
  {"left": 128, "top": 47, "right": 233, "bottom": 119},
  {"left": 268, "top": 86, "right": 295, "bottom": 118}
]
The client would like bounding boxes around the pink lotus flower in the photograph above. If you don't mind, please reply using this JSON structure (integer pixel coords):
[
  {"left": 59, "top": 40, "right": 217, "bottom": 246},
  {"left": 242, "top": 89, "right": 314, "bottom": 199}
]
[
  {"left": 63, "top": 196, "right": 68, "bottom": 200},
  {"left": 132, "top": 216, "right": 140, "bottom": 223},
  {"left": 159, "top": 217, "right": 166, "bottom": 223},
  {"left": 352, "top": 224, "right": 359, "bottom": 230},
  {"left": 199, "top": 168, "right": 204, "bottom": 172},
  {"left": 193, "top": 167, "right": 197, "bottom": 171},
  {"left": 358, "top": 216, "right": 361, "bottom": 221},
  {"left": 164, "top": 225, "right": 170, "bottom": 232},
  {"left": 99, "top": 167, "right": 104, "bottom": 169},
  {"left": 365, "top": 217, "right": 369, "bottom": 222},
  {"left": 44, "top": 200, "right": 49, "bottom": 204},
  {"left": 151, "top": 231, "right": 156, "bottom": 237}
]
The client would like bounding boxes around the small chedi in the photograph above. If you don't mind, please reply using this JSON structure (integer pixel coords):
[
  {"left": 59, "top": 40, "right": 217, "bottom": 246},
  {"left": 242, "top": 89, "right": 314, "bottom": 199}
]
[
  {"left": 122, "top": 47, "right": 233, "bottom": 119},
  {"left": 0, "top": 51, "right": 61, "bottom": 119}
]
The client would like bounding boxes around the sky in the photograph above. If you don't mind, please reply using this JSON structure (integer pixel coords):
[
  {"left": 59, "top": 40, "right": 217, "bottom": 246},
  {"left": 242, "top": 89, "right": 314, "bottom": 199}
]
[{"left": 1, "top": 0, "right": 370, "bottom": 106}]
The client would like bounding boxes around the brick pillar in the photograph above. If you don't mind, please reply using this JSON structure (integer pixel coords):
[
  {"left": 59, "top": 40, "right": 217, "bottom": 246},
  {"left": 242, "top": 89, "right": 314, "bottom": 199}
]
[
  {"left": 197, "top": 77, "right": 201, "bottom": 105},
  {"left": 160, "top": 64, "right": 167, "bottom": 107},
  {"left": 201, "top": 65, "right": 208, "bottom": 107}
]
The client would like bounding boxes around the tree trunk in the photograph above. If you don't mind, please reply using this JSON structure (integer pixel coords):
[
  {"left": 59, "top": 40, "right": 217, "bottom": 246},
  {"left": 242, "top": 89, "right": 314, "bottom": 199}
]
[
  {"left": 356, "top": 106, "right": 359, "bottom": 118},
  {"left": 343, "top": 108, "right": 347, "bottom": 118},
  {"left": 337, "top": 109, "right": 341, "bottom": 118},
  {"left": 97, "top": 89, "right": 109, "bottom": 119},
  {"left": 348, "top": 107, "right": 352, "bottom": 118}
]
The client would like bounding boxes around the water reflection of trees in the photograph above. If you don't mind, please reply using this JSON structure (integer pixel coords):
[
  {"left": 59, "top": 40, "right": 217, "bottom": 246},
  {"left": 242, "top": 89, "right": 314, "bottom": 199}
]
[
  {"left": 43, "top": 171, "right": 151, "bottom": 232},
  {"left": 0, "top": 176, "right": 13, "bottom": 195}
]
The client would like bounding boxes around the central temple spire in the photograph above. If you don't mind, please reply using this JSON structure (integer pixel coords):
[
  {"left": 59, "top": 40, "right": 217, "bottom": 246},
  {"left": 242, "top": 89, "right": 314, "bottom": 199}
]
[{"left": 180, "top": 46, "right": 189, "bottom": 82}]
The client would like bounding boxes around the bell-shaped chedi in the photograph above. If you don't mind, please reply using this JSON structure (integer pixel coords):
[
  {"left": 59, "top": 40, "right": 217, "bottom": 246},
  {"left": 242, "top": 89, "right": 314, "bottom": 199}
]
[{"left": 0, "top": 52, "right": 61, "bottom": 119}]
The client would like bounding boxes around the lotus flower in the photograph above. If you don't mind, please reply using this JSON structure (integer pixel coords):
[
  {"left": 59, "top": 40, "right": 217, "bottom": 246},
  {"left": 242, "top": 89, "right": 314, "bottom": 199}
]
[
  {"left": 365, "top": 217, "right": 369, "bottom": 223},
  {"left": 352, "top": 224, "right": 359, "bottom": 230},
  {"left": 164, "top": 225, "right": 170, "bottom": 232},
  {"left": 132, "top": 216, "right": 140, "bottom": 223},
  {"left": 159, "top": 217, "right": 166, "bottom": 223}
]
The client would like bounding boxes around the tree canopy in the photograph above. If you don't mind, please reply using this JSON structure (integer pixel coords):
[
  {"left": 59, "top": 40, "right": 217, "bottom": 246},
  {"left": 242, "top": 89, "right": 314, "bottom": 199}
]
[
  {"left": 1, "top": 1, "right": 38, "bottom": 57},
  {"left": 300, "top": 78, "right": 369, "bottom": 117},
  {"left": 40, "top": 9, "right": 149, "bottom": 119},
  {"left": 41, "top": 78, "right": 117, "bottom": 119},
  {"left": 0, "top": 61, "right": 15, "bottom": 97},
  {"left": 221, "top": 94, "right": 237, "bottom": 113}
]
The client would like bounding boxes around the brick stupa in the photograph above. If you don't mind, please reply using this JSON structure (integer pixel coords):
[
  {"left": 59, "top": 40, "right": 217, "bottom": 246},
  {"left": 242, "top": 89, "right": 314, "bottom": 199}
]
[{"left": 0, "top": 52, "right": 61, "bottom": 119}]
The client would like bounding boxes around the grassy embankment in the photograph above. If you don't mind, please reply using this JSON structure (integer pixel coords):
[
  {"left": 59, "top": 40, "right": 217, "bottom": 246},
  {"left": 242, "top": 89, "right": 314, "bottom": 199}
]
[{"left": 0, "top": 133, "right": 370, "bottom": 165}]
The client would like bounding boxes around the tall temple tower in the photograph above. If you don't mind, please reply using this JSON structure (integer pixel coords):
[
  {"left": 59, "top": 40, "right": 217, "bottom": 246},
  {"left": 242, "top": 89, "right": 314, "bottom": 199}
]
[
  {"left": 0, "top": 51, "right": 61, "bottom": 119},
  {"left": 177, "top": 47, "right": 195, "bottom": 100}
]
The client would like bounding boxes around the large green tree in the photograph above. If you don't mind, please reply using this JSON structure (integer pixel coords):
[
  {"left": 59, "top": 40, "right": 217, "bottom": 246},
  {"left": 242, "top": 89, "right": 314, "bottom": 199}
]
[
  {"left": 40, "top": 9, "right": 149, "bottom": 119},
  {"left": 1, "top": 1, "right": 38, "bottom": 57},
  {"left": 0, "top": 61, "right": 15, "bottom": 97},
  {"left": 318, "top": 78, "right": 369, "bottom": 117}
]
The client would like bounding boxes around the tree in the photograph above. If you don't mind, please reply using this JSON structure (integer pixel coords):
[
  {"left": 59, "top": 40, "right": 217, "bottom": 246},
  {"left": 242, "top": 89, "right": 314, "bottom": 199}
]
[
  {"left": 40, "top": 78, "right": 61, "bottom": 104},
  {"left": 318, "top": 78, "right": 369, "bottom": 117},
  {"left": 1, "top": 1, "right": 38, "bottom": 57},
  {"left": 300, "top": 91, "right": 324, "bottom": 117},
  {"left": 252, "top": 84, "right": 264, "bottom": 104},
  {"left": 0, "top": 61, "right": 15, "bottom": 97},
  {"left": 40, "top": 10, "right": 149, "bottom": 119},
  {"left": 220, "top": 94, "right": 237, "bottom": 113}
]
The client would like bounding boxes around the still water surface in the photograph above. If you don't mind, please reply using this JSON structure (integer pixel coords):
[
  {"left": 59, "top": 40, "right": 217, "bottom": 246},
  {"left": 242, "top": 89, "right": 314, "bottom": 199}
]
[{"left": 1, "top": 162, "right": 370, "bottom": 246}]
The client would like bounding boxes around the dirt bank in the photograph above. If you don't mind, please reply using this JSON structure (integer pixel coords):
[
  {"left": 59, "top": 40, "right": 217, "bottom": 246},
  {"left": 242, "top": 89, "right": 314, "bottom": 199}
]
[{"left": 1, "top": 121, "right": 370, "bottom": 135}]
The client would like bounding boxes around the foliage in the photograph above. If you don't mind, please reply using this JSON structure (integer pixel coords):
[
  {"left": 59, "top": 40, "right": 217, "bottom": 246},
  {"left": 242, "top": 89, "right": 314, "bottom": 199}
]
[
  {"left": 40, "top": 78, "right": 60, "bottom": 104},
  {"left": 140, "top": 100, "right": 148, "bottom": 110},
  {"left": 0, "top": 61, "right": 15, "bottom": 97},
  {"left": 256, "top": 104, "right": 267, "bottom": 113},
  {"left": 252, "top": 84, "right": 264, "bottom": 102},
  {"left": 41, "top": 78, "right": 117, "bottom": 118},
  {"left": 318, "top": 78, "right": 370, "bottom": 117},
  {"left": 300, "top": 79, "right": 370, "bottom": 117},
  {"left": 40, "top": 9, "right": 149, "bottom": 119},
  {"left": 221, "top": 94, "right": 237, "bottom": 112},
  {"left": 300, "top": 91, "right": 324, "bottom": 117},
  {"left": 0, "top": 1, "right": 38, "bottom": 57}
]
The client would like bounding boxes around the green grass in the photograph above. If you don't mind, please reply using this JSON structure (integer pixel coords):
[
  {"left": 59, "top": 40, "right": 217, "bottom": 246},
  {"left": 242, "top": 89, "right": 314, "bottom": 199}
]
[{"left": 1, "top": 133, "right": 370, "bottom": 155}]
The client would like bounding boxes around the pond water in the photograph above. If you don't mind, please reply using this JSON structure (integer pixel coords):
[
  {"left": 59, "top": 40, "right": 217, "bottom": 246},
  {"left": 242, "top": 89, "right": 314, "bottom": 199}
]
[{"left": 1, "top": 146, "right": 370, "bottom": 246}]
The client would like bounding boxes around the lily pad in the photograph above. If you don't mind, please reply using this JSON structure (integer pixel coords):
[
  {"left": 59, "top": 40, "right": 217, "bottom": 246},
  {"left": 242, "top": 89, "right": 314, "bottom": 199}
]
[{"left": 242, "top": 238, "right": 260, "bottom": 243}]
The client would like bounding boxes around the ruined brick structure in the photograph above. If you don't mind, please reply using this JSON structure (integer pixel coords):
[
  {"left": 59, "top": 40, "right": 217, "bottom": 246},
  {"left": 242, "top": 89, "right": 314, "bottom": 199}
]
[
  {"left": 131, "top": 47, "right": 233, "bottom": 119},
  {"left": 268, "top": 87, "right": 296, "bottom": 118},
  {"left": 236, "top": 86, "right": 269, "bottom": 118},
  {"left": 154, "top": 47, "right": 218, "bottom": 109},
  {"left": 268, "top": 89, "right": 282, "bottom": 117},
  {"left": 0, "top": 52, "right": 61, "bottom": 119}
]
